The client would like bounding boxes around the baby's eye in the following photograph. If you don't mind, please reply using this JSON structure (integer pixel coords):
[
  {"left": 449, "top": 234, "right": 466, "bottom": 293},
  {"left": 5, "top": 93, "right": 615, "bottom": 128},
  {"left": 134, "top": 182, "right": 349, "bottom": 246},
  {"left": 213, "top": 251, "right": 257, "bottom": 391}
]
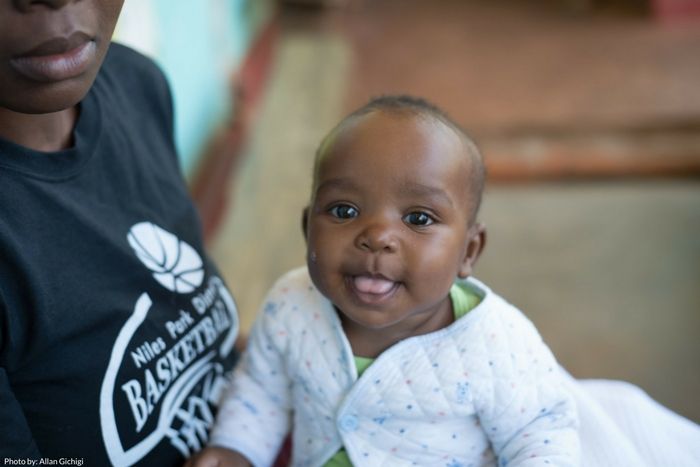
[
  {"left": 329, "top": 204, "right": 358, "bottom": 219},
  {"left": 403, "top": 211, "right": 434, "bottom": 226}
]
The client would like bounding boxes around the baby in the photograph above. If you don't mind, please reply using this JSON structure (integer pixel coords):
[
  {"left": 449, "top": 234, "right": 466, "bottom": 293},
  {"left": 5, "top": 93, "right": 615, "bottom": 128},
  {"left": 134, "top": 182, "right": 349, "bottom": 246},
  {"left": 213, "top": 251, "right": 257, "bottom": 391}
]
[{"left": 189, "top": 95, "right": 579, "bottom": 466}]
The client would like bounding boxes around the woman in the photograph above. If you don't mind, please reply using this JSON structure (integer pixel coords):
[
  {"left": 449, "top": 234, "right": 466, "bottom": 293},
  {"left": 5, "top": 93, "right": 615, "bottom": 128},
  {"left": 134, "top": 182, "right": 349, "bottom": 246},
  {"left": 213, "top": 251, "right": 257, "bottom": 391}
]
[{"left": 0, "top": 1, "right": 239, "bottom": 465}]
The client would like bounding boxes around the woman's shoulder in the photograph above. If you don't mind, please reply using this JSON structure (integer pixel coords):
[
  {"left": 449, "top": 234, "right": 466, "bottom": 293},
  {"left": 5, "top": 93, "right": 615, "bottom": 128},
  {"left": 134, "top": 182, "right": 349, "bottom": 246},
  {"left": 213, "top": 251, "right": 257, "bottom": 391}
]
[
  {"left": 101, "top": 42, "right": 166, "bottom": 83},
  {"left": 95, "top": 42, "right": 172, "bottom": 117},
  {"left": 92, "top": 42, "right": 175, "bottom": 145}
]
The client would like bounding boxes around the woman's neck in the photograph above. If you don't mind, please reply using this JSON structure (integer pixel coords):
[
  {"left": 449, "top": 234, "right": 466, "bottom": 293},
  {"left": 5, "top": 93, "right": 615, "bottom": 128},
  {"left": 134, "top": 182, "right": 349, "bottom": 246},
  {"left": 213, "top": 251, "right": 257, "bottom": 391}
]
[{"left": 0, "top": 105, "right": 78, "bottom": 151}]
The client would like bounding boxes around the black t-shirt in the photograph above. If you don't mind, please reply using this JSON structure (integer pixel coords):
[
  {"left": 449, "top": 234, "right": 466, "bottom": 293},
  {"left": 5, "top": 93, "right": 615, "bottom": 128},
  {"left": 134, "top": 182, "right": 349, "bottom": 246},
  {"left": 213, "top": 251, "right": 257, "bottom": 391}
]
[{"left": 0, "top": 43, "right": 239, "bottom": 466}]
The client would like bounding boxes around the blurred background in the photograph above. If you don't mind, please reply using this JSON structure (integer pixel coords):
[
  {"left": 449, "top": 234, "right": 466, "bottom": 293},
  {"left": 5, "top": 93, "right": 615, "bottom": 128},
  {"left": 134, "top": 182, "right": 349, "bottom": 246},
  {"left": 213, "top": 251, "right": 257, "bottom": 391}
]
[{"left": 115, "top": 0, "right": 700, "bottom": 422}]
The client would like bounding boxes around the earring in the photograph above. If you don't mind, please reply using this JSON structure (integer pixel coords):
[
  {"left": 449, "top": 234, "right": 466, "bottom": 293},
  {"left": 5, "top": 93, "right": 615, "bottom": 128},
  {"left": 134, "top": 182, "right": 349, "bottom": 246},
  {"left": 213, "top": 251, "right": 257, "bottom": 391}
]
[{"left": 309, "top": 251, "right": 317, "bottom": 262}]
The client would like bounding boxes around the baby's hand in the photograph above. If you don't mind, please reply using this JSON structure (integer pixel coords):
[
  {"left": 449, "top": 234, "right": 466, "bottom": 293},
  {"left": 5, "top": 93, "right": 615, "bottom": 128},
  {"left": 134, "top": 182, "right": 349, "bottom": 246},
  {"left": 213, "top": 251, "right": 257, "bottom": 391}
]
[{"left": 184, "top": 446, "right": 252, "bottom": 467}]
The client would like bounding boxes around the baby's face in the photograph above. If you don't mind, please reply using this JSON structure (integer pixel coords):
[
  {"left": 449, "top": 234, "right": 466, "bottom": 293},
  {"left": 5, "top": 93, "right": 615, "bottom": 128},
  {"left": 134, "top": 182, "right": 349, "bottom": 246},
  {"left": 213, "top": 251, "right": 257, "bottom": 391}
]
[
  {"left": 0, "top": 0, "right": 124, "bottom": 114},
  {"left": 306, "top": 110, "right": 479, "bottom": 332}
]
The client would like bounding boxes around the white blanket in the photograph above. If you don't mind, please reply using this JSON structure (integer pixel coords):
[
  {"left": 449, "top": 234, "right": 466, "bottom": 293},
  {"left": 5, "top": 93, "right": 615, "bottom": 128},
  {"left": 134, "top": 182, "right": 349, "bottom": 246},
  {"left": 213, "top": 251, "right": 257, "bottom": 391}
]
[{"left": 568, "top": 374, "right": 699, "bottom": 466}]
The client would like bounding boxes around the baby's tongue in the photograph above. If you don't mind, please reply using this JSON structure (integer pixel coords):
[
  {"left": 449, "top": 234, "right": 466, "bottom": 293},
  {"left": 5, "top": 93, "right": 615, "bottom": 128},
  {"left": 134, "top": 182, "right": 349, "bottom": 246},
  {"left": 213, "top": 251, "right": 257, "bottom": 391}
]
[{"left": 354, "top": 276, "right": 395, "bottom": 294}]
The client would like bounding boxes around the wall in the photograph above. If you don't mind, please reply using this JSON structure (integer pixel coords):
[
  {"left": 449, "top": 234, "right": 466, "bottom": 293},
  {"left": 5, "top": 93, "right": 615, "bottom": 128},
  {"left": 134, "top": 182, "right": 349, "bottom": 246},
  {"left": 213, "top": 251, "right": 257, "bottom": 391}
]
[{"left": 114, "top": 0, "right": 274, "bottom": 177}]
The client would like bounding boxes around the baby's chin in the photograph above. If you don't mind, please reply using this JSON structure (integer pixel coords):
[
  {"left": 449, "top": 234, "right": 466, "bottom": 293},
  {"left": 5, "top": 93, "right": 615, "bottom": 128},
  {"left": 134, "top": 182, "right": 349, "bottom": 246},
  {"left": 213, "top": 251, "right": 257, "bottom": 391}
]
[{"left": 335, "top": 305, "right": 405, "bottom": 331}]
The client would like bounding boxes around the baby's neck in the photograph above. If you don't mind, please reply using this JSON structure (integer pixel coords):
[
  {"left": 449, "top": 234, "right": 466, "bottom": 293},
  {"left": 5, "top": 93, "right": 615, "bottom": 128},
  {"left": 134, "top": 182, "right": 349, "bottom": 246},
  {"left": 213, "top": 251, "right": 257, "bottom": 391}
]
[{"left": 337, "top": 300, "right": 455, "bottom": 359}]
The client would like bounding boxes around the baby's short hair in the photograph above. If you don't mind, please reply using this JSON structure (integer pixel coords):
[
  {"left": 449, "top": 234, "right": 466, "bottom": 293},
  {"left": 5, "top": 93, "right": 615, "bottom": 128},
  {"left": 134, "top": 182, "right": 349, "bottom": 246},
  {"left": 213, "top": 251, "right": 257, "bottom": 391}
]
[{"left": 315, "top": 94, "right": 486, "bottom": 222}]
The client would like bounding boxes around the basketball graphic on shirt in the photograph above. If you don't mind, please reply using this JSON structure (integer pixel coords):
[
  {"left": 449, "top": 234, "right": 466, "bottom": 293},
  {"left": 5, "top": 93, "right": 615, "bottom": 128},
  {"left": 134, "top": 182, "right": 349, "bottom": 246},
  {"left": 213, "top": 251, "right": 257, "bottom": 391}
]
[
  {"left": 102, "top": 222, "right": 238, "bottom": 466},
  {"left": 127, "top": 222, "right": 204, "bottom": 293}
]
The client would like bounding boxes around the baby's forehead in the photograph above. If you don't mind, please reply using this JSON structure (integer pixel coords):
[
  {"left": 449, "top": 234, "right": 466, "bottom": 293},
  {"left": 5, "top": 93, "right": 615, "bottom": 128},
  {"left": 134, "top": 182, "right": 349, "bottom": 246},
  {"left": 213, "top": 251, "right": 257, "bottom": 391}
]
[
  {"left": 317, "top": 110, "right": 475, "bottom": 173},
  {"left": 317, "top": 115, "right": 475, "bottom": 194}
]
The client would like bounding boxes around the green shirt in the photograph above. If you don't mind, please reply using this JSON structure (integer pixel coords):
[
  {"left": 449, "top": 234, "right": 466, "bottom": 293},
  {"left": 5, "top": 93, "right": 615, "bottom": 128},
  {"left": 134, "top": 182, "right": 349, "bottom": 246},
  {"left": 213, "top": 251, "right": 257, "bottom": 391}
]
[{"left": 325, "top": 282, "right": 482, "bottom": 466}]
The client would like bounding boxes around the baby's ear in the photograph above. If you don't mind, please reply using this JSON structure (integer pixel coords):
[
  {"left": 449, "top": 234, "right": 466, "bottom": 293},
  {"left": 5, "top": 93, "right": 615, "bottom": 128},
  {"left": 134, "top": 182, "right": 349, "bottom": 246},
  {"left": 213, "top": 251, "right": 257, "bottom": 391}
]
[
  {"left": 458, "top": 223, "right": 487, "bottom": 279},
  {"left": 301, "top": 206, "right": 310, "bottom": 242}
]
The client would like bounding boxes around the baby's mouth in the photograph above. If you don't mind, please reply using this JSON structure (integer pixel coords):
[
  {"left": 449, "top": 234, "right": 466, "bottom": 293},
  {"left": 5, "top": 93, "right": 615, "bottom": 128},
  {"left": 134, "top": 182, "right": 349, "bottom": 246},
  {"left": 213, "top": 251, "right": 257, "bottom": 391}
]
[
  {"left": 347, "top": 274, "right": 400, "bottom": 304},
  {"left": 353, "top": 275, "right": 396, "bottom": 294}
]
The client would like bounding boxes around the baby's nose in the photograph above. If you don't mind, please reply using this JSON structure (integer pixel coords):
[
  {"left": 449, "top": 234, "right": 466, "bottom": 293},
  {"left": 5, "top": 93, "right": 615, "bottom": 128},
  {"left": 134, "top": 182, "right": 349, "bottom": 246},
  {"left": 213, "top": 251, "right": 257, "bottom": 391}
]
[{"left": 355, "top": 221, "right": 399, "bottom": 253}]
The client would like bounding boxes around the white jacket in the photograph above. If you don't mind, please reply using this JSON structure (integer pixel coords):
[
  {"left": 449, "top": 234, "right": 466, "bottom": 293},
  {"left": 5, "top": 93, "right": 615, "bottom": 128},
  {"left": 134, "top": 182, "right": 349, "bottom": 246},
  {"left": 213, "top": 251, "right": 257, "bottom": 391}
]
[{"left": 210, "top": 267, "right": 579, "bottom": 466}]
